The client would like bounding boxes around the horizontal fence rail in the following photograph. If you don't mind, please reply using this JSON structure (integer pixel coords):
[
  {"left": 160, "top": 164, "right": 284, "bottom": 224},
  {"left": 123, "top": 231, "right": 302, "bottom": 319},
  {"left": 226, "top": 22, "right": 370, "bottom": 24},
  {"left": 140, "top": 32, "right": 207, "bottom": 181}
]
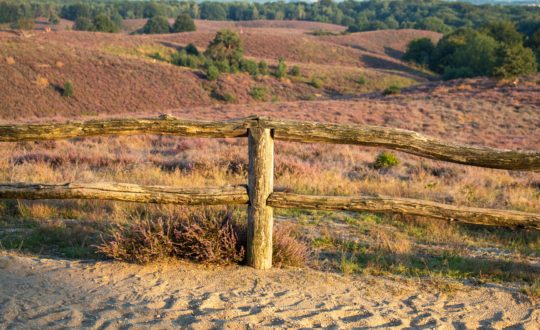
[
  {"left": 1, "top": 115, "right": 539, "bottom": 269},
  {"left": 268, "top": 193, "right": 540, "bottom": 230},
  {"left": 0, "top": 183, "right": 249, "bottom": 205},
  {"left": 0, "top": 115, "right": 538, "bottom": 171}
]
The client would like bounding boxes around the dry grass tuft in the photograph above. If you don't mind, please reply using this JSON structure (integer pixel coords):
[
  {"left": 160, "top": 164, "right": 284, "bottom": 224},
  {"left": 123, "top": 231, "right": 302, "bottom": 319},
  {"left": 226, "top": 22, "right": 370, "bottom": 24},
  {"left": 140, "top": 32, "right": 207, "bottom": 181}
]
[
  {"left": 35, "top": 75, "right": 49, "bottom": 89},
  {"left": 5, "top": 56, "right": 15, "bottom": 65}
]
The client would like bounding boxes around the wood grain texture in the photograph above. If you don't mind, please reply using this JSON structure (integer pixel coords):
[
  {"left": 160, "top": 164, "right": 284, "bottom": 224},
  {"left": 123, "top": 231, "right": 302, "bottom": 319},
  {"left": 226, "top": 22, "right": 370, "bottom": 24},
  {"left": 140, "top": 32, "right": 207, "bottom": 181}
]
[
  {"left": 0, "top": 115, "right": 537, "bottom": 170},
  {"left": 0, "top": 182, "right": 249, "bottom": 205},
  {"left": 0, "top": 115, "right": 256, "bottom": 141},
  {"left": 247, "top": 127, "right": 274, "bottom": 270},
  {"left": 262, "top": 118, "right": 540, "bottom": 171},
  {"left": 268, "top": 192, "right": 540, "bottom": 229}
]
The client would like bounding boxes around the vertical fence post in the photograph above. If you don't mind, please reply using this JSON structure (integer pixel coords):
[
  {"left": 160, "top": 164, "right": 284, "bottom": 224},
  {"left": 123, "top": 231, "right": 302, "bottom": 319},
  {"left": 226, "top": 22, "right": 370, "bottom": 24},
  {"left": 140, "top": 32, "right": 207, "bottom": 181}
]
[{"left": 247, "top": 126, "right": 274, "bottom": 270}]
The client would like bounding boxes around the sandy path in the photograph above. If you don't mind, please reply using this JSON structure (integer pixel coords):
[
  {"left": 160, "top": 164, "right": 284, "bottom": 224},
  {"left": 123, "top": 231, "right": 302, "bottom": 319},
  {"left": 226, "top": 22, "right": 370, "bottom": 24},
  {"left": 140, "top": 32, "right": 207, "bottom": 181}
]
[{"left": 0, "top": 253, "right": 538, "bottom": 329}]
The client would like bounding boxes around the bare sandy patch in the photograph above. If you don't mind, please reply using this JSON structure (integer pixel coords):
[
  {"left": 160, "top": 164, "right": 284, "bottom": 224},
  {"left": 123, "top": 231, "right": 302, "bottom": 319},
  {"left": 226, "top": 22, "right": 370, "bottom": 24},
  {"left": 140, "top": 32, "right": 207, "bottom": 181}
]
[{"left": 0, "top": 252, "right": 538, "bottom": 329}]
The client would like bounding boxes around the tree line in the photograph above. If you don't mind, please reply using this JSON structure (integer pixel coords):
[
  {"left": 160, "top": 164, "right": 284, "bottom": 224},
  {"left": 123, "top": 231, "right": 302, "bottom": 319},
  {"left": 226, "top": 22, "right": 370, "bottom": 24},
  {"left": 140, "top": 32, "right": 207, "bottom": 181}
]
[
  {"left": 403, "top": 21, "right": 540, "bottom": 79},
  {"left": 1, "top": 0, "right": 540, "bottom": 36}
]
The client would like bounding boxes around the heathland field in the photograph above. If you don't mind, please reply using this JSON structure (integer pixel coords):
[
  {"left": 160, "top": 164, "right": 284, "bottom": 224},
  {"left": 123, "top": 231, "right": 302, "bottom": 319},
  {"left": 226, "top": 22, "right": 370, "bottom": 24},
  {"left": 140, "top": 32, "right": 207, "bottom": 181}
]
[{"left": 0, "top": 18, "right": 539, "bottom": 328}]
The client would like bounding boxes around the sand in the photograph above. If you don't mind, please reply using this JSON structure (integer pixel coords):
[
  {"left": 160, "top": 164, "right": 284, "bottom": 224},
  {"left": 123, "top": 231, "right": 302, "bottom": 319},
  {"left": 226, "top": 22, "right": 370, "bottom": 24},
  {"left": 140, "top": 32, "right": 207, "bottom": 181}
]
[{"left": 0, "top": 253, "right": 538, "bottom": 329}]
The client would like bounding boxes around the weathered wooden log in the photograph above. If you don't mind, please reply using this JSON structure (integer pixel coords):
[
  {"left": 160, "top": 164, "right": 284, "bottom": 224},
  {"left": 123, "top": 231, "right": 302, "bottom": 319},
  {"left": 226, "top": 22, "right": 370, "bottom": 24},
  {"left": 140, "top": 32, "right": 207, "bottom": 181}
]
[
  {"left": 267, "top": 192, "right": 540, "bottom": 229},
  {"left": 0, "top": 182, "right": 249, "bottom": 205},
  {"left": 0, "top": 115, "right": 537, "bottom": 170},
  {"left": 0, "top": 115, "right": 256, "bottom": 141},
  {"left": 262, "top": 118, "right": 540, "bottom": 171},
  {"left": 246, "top": 127, "right": 274, "bottom": 270}
]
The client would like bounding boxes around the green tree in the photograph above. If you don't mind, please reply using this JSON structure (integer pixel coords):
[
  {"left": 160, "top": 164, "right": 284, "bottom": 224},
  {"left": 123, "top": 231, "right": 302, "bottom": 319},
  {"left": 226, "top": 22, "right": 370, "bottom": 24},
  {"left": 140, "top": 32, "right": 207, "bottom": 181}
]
[
  {"left": 142, "top": 16, "right": 170, "bottom": 34},
  {"left": 275, "top": 57, "right": 287, "bottom": 78},
  {"left": 93, "top": 14, "right": 118, "bottom": 33},
  {"left": 204, "top": 30, "right": 243, "bottom": 68},
  {"left": 482, "top": 21, "right": 522, "bottom": 46},
  {"left": 172, "top": 13, "right": 196, "bottom": 33},
  {"left": 74, "top": 17, "right": 94, "bottom": 31},
  {"left": 492, "top": 44, "right": 537, "bottom": 79},
  {"left": 403, "top": 38, "right": 435, "bottom": 66},
  {"left": 63, "top": 81, "right": 74, "bottom": 97}
]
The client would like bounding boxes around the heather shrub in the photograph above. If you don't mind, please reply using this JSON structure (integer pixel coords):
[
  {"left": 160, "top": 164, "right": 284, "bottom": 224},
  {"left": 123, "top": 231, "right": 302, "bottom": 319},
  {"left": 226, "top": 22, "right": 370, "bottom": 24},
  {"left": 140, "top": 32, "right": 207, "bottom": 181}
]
[
  {"left": 11, "top": 18, "right": 34, "bottom": 30},
  {"left": 273, "top": 224, "right": 309, "bottom": 267},
  {"left": 98, "top": 208, "right": 309, "bottom": 267},
  {"left": 373, "top": 151, "right": 399, "bottom": 169},
  {"left": 98, "top": 208, "right": 243, "bottom": 264}
]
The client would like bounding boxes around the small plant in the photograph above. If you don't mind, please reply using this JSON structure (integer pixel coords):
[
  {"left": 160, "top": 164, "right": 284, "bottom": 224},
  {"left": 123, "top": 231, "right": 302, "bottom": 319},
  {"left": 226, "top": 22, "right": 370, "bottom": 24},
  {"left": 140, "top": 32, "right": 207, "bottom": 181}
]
[
  {"left": 249, "top": 86, "right": 268, "bottom": 101},
  {"left": 185, "top": 43, "right": 199, "bottom": 56},
  {"left": 310, "top": 75, "right": 324, "bottom": 88},
  {"left": 258, "top": 60, "right": 269, "bottom": 75},
  {"left": 373, "top": 151, "right": 399, "bottom": 169},
  {"left": 290, "top": 65, "right": 301, "bottom": 76},
  {"left": 11, "top": 18, "right": 35, "bottom": 31},
  {"left": 63, "top": 81, "right": 74, "bottom": 97},
  {"left": 206, "top": 65, "right": 220, "bottom": 81},
  {"left": 383, "top": 84, "right": 401, "bottom": 95},
  {"left": 211, "top": 90, "right": 236, "bottom": 103},
  {"left": 356, "top": 74, "right": 367, "bottom": 85},
  {"left": 240, "top": 59, "right": 259, "bottom": 77},
  {"left": 275, "top": 57, "right": 287, "bottom": 78}
]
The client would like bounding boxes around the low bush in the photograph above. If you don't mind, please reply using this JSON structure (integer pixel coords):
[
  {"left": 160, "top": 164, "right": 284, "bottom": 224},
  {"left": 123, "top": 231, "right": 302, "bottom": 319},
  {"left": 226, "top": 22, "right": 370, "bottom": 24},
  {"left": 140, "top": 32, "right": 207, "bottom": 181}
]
[
  {"left": 290, "top": 65, "right": 301, "bottom": 76},
  {"left": 356, "top": 74, "right": 367, "bottom": 85},
  {"left": 383, "top": 84, "right": 401, "bottom": 95},
  {"left": 249, "top": 86, "right": 268, "bottom": 101},
  {"left": 98, "top": 208, "right": 309, "bottom": 267},
  {"left": 373, "top": 151, "right": 399, "bottom": 169},
  {"left": 63, "top": 81, "right": 74, "bottom": 97},
  {"left": 275, "top": 57, "right": 287, "bottom": 78},
  {"left": 258, "top": 60, "right": 269, "bottom": 75},
  {"left": 206, "top": 65, "right": 220, "bottom": 81},
  {"left": 310, "top": 75, "right": 324, "bottom": 88}
]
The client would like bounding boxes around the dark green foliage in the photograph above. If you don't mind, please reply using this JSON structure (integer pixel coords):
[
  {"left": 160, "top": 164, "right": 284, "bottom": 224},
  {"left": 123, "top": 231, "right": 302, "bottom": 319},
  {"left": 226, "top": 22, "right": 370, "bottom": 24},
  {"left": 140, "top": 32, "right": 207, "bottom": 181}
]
[
  {"left": 93, "top": 13, "right": 118, "bottom": 33},
  {"left": 171, "top": 50, "right": 201, "bottom": 68},
  {"left": 205, "top": 30, "right": 243, "bottom": 69},
  {"left": 74, "top": 17, "right": 94, "bottom": 31},
  {"left": 258, "top": 60, "right": 269, "bottom": 75},
  {"left": 63, "top": 81, "right": 74, "bottom": 97},
  {"left": 310, "top": 75, "right": 323, "bottom": 88},
  {"left": 10, "top": 18, "right": 34, "bottom": 30},
  {"left": 492, "top": 44, "right": 537, "bottom": 79},
  {"left": 373, "top": 152, "right": 399, "bottom": 169},
  {"left": 200, "top": 2, "right": 227, "bottom": 20},
  {"left": 402, "top": 38, "right": 435, "bottom": 66},
  {"left": 49, "top": 15, "right": 60, "bottom": 25},
  {"left": 356, "top": 75, "right": 367, "bottom": 85},
  {"left": 240, "top": 59, "right": 259, "bottom": 77},
  {"left": 206, "top": 65, "right": 220, "bottom": 81},
  {"left": 185, "top": 43, "right": 199, "bottom": 56},
  {"left": 142, "top": 15, "right": 170, "bottom": 34},
  {"left": 211, "top": 90, "right": 236, "bottom": 103},
  {"left": 290, "top": 65, "right": 301, "bottom": 76},
  {"left": 382, "top": 84, "right": 401, "bottom": 96},
  {"left": 172, "top": 13, "right": 196, "bottom": 33},
  {"left": 275, "top": 57, "right": 287, "bottom": 78},
  {"left": 406, "top": 23, "right": 538, "bottom": 80},
  {"left": 249, "top": 86, "right": 268, "bottom": 101}
]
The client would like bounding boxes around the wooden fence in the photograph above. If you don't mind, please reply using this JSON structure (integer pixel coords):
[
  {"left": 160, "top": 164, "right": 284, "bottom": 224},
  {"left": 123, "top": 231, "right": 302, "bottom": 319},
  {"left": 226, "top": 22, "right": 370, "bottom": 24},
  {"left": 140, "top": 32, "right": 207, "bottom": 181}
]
[{"left": 0, "top": 115, "right": 539, "bottom": 269}]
